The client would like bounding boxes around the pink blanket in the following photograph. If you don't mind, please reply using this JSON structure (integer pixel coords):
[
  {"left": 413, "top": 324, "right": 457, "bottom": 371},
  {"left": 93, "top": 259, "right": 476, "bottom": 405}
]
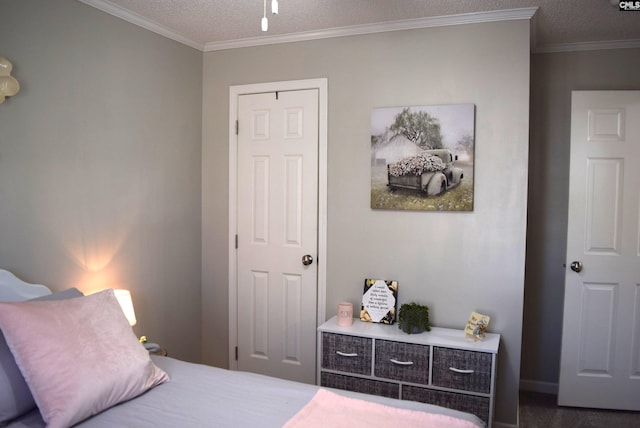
[{"left": 284, "top": 389, "right": 483, "bottom": 428}]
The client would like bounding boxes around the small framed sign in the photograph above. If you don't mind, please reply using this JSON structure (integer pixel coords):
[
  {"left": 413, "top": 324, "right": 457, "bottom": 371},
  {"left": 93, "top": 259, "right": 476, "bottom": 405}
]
[
  {"left": 360, "top": 279, "right": 398, "bottom": 324},
  {"left": 464, "top": 311, "right": 490, "bottom": 341}
]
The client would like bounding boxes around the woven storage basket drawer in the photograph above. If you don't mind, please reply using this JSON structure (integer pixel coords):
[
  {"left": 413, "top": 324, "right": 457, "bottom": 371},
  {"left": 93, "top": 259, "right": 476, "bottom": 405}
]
[
  {"left": 321, "top": 333, "right": 372, "bottom": 375},
  {"left": 432, "top": 347, "right": 492, "bottom": 393},
  {"left": 321, "top": 372, "right": 399, "bottom": 399},
  {"left": 374, "top": 340, "right": 429, "bottom": 384},
  {"left": 402, "top": 385, "right": 490, "bottom": 424}
]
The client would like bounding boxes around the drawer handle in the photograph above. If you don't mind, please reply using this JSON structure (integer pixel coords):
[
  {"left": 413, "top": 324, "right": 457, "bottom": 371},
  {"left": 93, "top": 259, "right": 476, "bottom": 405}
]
[
  {"left": 390, "top": 359, "right": 414, "bottom": 366},
  {"left": 336, "top": 351, "right": 358, "bottom": 357},
  {"left": 449, "top": 367, "right": 475, "bottom": 374}
]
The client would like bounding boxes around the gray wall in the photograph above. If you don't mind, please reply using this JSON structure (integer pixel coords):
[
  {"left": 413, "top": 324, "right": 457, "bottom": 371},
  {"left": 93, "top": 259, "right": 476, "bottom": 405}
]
[
  {"left": 202, "top": 20, "right": 530, "bottom": 426},
  {"left": 522, "top": 47, "right": 640, "bottom": 389},
  {"left": 7, "top": 0, "right": 609, "bottom": 422},
  {"left": 0, "top": 0, "right": 203, "bottom": 362}
]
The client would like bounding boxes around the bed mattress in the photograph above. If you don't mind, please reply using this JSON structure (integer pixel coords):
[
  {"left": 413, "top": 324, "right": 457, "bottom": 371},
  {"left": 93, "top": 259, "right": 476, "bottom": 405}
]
[{"left": 8, "top": 355, "right": 485, "bottom": 427}]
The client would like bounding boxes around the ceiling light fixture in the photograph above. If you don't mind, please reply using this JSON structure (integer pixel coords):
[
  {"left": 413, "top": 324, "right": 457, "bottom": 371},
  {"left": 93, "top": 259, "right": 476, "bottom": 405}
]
[
  {"left": 261, "top": 0, "right": 279, "bottom": 32},
  {"left": 261, "top": 0, "right": 268, "bottom": 32}
]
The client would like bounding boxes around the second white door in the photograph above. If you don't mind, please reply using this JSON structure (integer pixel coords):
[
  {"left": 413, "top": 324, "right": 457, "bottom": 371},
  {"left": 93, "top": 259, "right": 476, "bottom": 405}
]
[
  {"left": 558, "top": 90, "right": 640, "bottom": 410},
  {"left": 236, "top": 89, "right": 318, "bottom": 384}
]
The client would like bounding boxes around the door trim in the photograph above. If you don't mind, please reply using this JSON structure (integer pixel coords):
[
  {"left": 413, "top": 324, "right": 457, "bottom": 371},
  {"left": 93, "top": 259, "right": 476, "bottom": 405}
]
[{"left": 228, "top": 78, "right": 328, "bottom": 369}]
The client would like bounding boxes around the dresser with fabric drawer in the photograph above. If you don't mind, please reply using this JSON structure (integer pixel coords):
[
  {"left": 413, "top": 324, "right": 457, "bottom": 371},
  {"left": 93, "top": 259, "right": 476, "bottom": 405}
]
[{"left": 317, "top": 316, "right": 500, "bottom": 427}]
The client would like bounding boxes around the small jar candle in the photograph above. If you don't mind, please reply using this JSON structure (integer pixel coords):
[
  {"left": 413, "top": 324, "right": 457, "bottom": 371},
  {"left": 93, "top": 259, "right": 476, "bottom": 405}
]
[{"left": 337, "top": 302, "right": 353, "bottom": 326}]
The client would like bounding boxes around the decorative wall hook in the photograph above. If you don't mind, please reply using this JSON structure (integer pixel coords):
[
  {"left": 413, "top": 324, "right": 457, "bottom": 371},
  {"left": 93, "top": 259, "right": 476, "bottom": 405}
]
[{"left": 0, "top": 56, "right": 20, "bottom": 104}]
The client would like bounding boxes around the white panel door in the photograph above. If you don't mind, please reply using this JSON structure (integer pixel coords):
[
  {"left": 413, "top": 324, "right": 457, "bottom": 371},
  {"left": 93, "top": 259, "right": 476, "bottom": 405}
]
[
  {"left": 236, "top": 89, "right": 318, "bottom": 384},
  {"left": 559, "top": 91, "right": 640, "bottom": 410}
]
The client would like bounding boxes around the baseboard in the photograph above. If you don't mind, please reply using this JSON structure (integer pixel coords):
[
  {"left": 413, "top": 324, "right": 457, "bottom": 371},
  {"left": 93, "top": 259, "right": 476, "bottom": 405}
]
[
  {"left": 519, "top": 379, "right": 559, "bottom": 395},
  {"left": 493, "top": 421, "right": 517, "bottom": 428},
  {"left": 495, "top": 379, "right": 559, "bottom": 427}
]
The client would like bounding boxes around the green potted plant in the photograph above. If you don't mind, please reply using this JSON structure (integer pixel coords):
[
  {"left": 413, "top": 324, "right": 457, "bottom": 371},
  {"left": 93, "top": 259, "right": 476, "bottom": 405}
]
[{"left": 398, "top": 302, "right": 431, "bottom": 334}]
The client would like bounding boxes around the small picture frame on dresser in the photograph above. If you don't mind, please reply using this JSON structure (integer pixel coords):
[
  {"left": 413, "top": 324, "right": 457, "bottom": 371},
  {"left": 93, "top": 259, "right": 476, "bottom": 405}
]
[
  {"left": 464, "top": 311, "right": 490, "bottom": 341},
  {"left": 360, "top": 279, "right": 398, "bottom": 324}
]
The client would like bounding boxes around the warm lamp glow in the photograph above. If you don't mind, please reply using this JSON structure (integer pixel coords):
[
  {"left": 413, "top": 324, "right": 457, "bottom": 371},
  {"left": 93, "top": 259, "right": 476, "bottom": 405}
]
[{"left": 114, "top": 289, "right": 137, "bottom": 326}]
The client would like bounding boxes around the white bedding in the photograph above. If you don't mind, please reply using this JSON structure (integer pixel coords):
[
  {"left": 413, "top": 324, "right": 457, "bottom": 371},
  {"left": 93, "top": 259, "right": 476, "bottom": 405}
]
[
  {"left": 0, "top": 271, "right": 484, "bottom": 428},
  {"left": 8, "top": 356, "right": 484, "bottom": 427}
]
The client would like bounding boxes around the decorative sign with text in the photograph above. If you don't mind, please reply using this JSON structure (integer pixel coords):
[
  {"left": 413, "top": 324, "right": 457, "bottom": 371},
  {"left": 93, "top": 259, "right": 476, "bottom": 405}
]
[
  {"left": 464, "top": 312, "right": 490, "bottom": 341},
  {"left": 360, "top": 279, "right": 398, "bottom": 324}
]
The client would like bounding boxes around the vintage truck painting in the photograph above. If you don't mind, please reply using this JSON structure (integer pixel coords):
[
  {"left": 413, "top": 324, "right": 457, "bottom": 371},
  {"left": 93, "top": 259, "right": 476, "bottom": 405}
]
[{"left": 387, "top": 149, "right": 463, "bottom": 196}]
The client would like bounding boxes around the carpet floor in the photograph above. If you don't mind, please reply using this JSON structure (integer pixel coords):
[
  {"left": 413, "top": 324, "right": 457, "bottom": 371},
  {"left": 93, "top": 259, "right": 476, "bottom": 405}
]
[{"left": 519, "top": 391, "right": 640, "bottom": 428}]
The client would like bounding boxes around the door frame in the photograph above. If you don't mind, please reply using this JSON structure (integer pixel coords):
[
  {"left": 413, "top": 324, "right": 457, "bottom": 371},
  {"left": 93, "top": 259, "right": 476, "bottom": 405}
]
[{"left": 228, "top": 78, "right": 328, "bottom": 370}]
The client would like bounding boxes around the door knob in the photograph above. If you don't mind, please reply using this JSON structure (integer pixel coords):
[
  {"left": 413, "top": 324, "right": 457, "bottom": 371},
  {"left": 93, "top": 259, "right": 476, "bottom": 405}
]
[
  {"left": 570, "top": 261, "right": 583, "bottom": 273},
  {"left": 302, "top": 255, "right": 313, "bottom": 266}
]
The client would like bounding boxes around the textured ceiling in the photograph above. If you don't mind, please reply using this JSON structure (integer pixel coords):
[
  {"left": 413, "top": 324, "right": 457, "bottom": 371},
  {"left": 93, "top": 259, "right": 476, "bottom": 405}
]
[{"left": 81, "top": 0, "right": 640, "bottom": 51}]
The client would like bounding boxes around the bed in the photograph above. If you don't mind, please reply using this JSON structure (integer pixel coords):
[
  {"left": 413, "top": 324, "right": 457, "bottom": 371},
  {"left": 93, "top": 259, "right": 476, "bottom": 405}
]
[{"left": 0, "top": 269, "right": 484, "bottom": 428}]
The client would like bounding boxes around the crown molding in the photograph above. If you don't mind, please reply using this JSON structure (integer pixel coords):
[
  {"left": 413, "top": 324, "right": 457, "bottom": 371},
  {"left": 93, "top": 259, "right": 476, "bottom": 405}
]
[
  {"left": 78, "top": 0, "right": 205, "bottom": 51},
  {"left": 78, "top": 1, "right": 536, "bottom": 53},
  {"left": 534, "top": 38, "right": 640, "bottom": 53},
  {"left": 77, "top": 3, "right": 640, "bottom": 54},
  {"left": 204, "top": 8, "right": 538, "bottom": 52}
]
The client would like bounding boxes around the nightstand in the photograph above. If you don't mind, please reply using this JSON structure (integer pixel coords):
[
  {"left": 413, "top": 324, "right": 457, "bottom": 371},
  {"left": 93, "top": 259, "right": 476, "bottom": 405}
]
[
  {"left": 140, "top": 338, "right": 166, "bottom": 356},
  {"left": 149, "top": 347, "right": 167, "bottom": 356}
]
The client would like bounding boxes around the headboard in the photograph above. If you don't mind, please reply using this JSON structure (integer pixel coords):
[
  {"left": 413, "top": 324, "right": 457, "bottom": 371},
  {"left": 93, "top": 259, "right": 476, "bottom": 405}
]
[{"left": 0, "top": 269, "right": 51, "bottom": 302}]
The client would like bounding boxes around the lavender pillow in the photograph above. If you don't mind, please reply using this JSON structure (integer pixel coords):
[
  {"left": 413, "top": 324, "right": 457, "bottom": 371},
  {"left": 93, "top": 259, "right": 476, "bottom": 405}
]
[
  {"left": 0, "top": 289, "right": 169, "bottom": 428},
  {"left": 0, "top": 288, "right": 84, "bottom": 424}
]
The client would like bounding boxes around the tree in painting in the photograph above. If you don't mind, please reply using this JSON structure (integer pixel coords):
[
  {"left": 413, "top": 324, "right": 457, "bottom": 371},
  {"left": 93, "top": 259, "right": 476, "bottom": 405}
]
[
  {"left": 455, "top": 133, "right": 475, "bottom": 160},
  {"left": 389, "top": 108, "right": 443, "bottom": 150}
]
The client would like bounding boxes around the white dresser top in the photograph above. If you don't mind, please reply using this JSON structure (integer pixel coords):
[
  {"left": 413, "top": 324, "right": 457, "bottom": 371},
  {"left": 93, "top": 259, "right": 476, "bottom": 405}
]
[{"left": 318, "top": 316, "right": 500, "bottom": 354}]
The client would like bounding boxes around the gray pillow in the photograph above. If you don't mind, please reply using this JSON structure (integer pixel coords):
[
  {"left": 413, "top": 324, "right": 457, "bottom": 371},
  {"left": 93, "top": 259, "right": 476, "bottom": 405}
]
[{"left": 0, "top": 288, "right": 84, "bottom": 424}]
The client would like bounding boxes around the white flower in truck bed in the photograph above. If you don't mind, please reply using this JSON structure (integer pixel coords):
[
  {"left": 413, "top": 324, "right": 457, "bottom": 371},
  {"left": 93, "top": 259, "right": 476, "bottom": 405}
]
[{"left": 388, "top": 152, "right": 446, "bottom": 177}]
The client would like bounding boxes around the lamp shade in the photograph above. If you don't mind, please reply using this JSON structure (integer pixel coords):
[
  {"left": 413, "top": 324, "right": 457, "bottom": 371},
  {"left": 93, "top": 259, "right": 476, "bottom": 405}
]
[{"left": 114, "top": 289, "right": 137, "bottom": 326}]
